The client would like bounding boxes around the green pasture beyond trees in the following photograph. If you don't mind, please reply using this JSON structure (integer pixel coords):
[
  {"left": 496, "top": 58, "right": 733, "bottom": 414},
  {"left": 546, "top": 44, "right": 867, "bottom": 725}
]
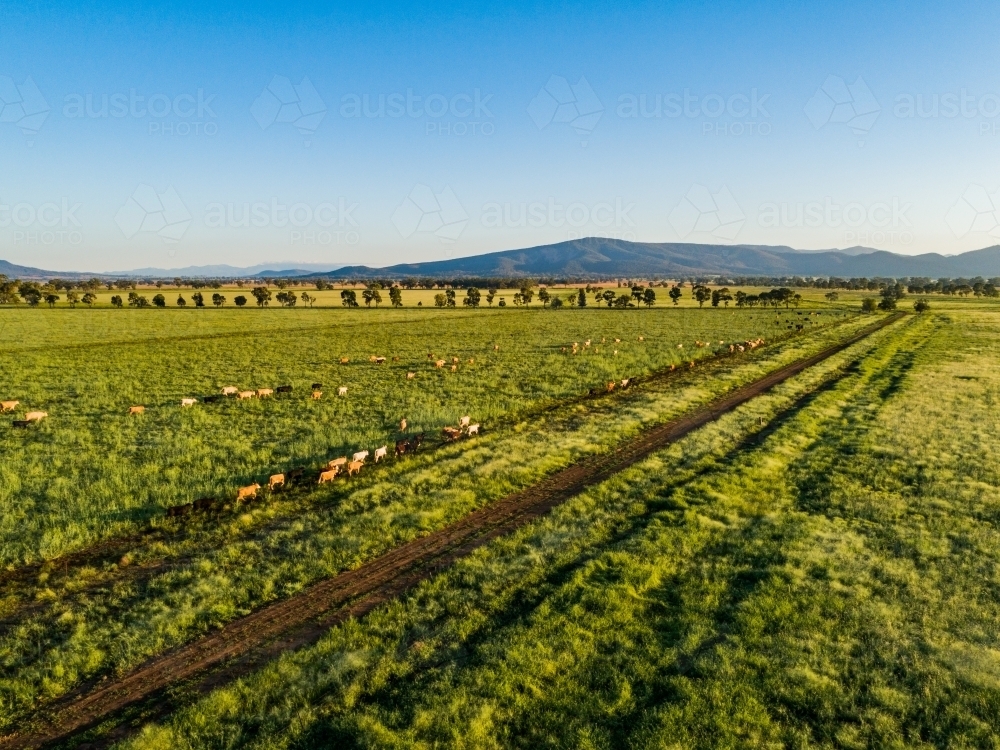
[{"left": 0, "top": 306, "right": 847, "bottom": 567}]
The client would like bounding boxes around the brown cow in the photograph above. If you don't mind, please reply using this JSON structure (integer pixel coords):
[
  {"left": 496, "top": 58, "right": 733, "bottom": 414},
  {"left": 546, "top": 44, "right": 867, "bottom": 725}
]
[
  {"left": 347, "top": 460, "right": 363, "bottom": 477},
  {"left": 237, "top": 483, "right": 260, "bottom": 502},
  {"left": 318, "top": 467, "right": 339, "bottom": 484},
  {"left": 129, "top": 405, "right": 145, "bottom": 415},
  {"left": 167, "top": 503, "right": 192, "bottom": 518},
  {"left": 1, "top": 400, "right": 19, "bottom": 412},
  {"left": 256, "top": 388, "right": 273, "bottom": 398},
  {"left": 312, "top": 390, "right": 323, "bottom": 400},
  {"left": 327, "top": 457, "right": 348, "bottom": 469},
  {"left": 340, "top": 357, "right": 349, "bottom": 364},
  {"left": 269, "top": 473, "right": 285, "bottom": 491},
  {"left": 237, "top": 390, "right": 255, "bottom": 400},
  {"left": 392, "top": 356, "right": 400, "bottom": 362},
  {"left": 606, "top": 382, "right": 616, "bottom": 392},
  {"left": 443, "top": 426, "right": 462, "bottom": 440},
  {"left": 24, "top": 411, "right": 47, "bottom": 422}
]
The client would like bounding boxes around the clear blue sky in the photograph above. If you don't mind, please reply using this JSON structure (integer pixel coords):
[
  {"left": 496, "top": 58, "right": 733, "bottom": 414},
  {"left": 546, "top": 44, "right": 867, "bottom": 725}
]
[{"left": 2, "top": 0, "right": 1000, "bottom": 272}]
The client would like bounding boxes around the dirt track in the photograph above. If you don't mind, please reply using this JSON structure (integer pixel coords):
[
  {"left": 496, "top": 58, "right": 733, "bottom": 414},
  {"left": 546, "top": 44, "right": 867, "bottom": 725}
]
[{"left": 4, "top": 313, "right": 903, "bottom": 749}]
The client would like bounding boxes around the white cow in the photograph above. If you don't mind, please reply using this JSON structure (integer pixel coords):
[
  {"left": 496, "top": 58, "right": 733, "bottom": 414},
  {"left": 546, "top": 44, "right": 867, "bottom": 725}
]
[
  {"left": 352, "top": 450, "right": 369, "bottom": 463},
  {"left": 374, "top": 446, "right": 388, "bottom": 463},
  {"left": 181, "top": 398, "right": 196, "bottom": 407},
  {"left": 459, "top": 415, "right": 471, "bottom": 428},
  {"left": 222, "top": 386, "right": 238, "bottom": 396},
  {"left": 338, "top": 386, "right": 348, "bottom": 396},
  {"left": 467, "top": 423, "right": 480, "bottom": 435}
]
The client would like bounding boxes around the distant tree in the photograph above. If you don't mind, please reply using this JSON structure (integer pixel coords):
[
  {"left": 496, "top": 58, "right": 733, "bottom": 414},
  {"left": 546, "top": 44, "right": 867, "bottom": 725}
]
[
  {"left": 22, "top": 288, "right": 42, "bottom": 306},
  {"left": 153, "top": 294, "right": 166, "bottom": 307},
  {"left": 341, "top": 289, "right": 359, "bottom": 307},
  {"left": 275, "top": 279, "right": 289, "bottom": 290},
  {"left": 512, "top": 292, "right": 523, "bottom": 307},
  {"left": 252, "top": 287, "right": 271, "bottom": 307},
  {"left": 445, "top": 289, "right": 456, "bottom": 307},
  {"left": 551, "top": 296, "right": 564, "bottom": 309},
  {"left": 110, "top": 295, "right": 123, "bottom": 308},
  {"left": 692, "top": 285, "right": 711, "bottom": 308},
  {"left": 372, "top": 288, "right": 382, "bottom": 307},
  {"left": 486, "top": 288, "right": 497, "bottom": 306},
  {"left": 642, "top": 287, "right": 656, "bottom": 307},
  {"left": 128, "top": 292, "right": 149, "bottom": 307},
  {"left": 631, "top": 285, "right": 644, "bottom": 304},
  {"left": 913, "top": 298, "right": 931, "bottom": 313},
  {"left": 212, "top": 293, "right": 226, "bottom": 307},
  {"left": 66, "top": 291, "right": 79, "bottom": 308},
  {"left": 711, "top": 288, "right": 733, "bottom": 307},
  {"left": 45, "top": 293, "right": 60, "bottom": 308},
  {"left": 276, "top": 291, "right": 297, "bottom": 307},
  {"left": 613, "top": 294, "right": 632, "bottom": 308},
  {"left": 861, "top": 297, "right": 878, "bottom": 313},
  {"left": 173, "top": 277, "right": 183, "bottom": 288},
  {"left": 824, "top": 291, "right": 839, "bottom": 302},
  {"left": 434, "top": 292, "right": 447, "bottom": 307},
  {"left": 601, "top": 289, "right": 617, "bottom": 307},
  {"left": 498, "top": 297, "right": 506, "bottom": 307},
  {"left": 668, "top": 285, "right": 683, "bottom": 305},
  {"left": 191, "top": 292, "right": 205, "bottom": 307},
  {"left": 234, "top": 295, "right": 247, "bottom": 307},
  {"left": 464, "top": 287, "right": 481, "bottom": 307},
  {"left": 792, "top": 293, "right": 802, "bottom": 307},
  {"left": 538, "top": 288, "right": 551, "bottom": 307},
  {"left": 577, "top": 288, "right": 587, "bottom": 307},
  {"left": 82, "top": 292, "right": 96, "bottom": 307},
  {"left": 389, "top": 286, "right": 403, "bottom": 307},
  {"left": 155, "top": 280, "right": 164, "bottom": 288},
  {"left": 300, "top": 292, "right": 314, "bottom": 307},
  {"left": 519, "top": 284, "right": 535, "bottom": 304}
]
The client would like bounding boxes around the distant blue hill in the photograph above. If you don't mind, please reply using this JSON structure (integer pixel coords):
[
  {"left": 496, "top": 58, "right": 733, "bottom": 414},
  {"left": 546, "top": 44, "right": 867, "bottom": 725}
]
[{"left": 325, "top": 238, "right": 1000, "bottom": 279}]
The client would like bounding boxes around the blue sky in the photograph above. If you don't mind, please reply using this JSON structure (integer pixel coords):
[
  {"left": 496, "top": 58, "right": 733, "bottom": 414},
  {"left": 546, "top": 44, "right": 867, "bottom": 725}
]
[{"left": 2, "top": 0, "right": 1000, "bottom": 272}]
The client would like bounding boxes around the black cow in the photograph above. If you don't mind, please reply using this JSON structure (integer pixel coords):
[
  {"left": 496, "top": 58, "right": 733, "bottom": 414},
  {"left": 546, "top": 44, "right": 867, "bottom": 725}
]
[
  {"left": 395, "top": 439, "right": 409, "bottom": 457},
  {"left": 311, "top": 382, "right": 322, "bottom": 389},
  {"left": 12, "top": 420, "right": 30, "bottom": 428},
  {"left": 167, "top": 503, "right": 192, "bottom": 518},
  {"left": 277, "top": 385, "right": 293, "bottom": 393},
  {"left": 193, "top": 496, "right": 216, "bottom": 512},
  {"left": 286, "top": 467, "right": 305, "bottom": 484},
  {"left": 203, "top": 395, "right": 221, "bottom": 403}
]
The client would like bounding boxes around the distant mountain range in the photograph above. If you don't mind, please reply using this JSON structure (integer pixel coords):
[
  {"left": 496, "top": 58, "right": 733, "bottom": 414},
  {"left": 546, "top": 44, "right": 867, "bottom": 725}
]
[
  {"left": 4, "top": 241, "right": 1000, "bottom": 281},
  {"left": 327, "top": 239, "right": 1000, "bottom": 279}
]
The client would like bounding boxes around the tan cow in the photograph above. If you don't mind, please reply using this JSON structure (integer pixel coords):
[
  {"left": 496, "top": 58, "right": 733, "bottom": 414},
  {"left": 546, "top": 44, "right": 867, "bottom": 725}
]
[
  {"left": 468, "top": 358, "right": 474, "bottom": 364},
  {"left": 435, "top": 360, "right": 445, "bottom": 368},
  {"left": 237, "top": 483, "right": 260, "bottom": 502},
  {"left": 638, "top": 336, "right": 644, "bottom": 341},
  {"left": 129, "top": 405, "right": 145, "bottom": 415},
  {"left": 369, "top": 355, "right": 378, "bottom": 362},
  {"left": 459, "top": 415, "right": 471, "bottom": 428},
  {"left": 690, "top": 360, "right": 696, "bottom": 368},
  {"left": 452, "top": 356, "right": 459, "bottom": 364},
  {"left": 337, "top": 386, "right": 348, "bottom": 396},
  {"left": 493, "top": 344, "right": 499, "bottom": 351},
  {"left": 222, "top": 386, "right": 238, "bottom": 396},
  {"left": 400, "top": 418, "right": 407, "bottom": 431},
  {"left": 269, "top": 473, "right": 285, "bottom": 491},
  {"left": 607, "top": 382, "right": 616, "bottom": 392},
  {"left": 25, "top": 411, "right": 47, "bottom": 422},
  {"left": 237, "top": 390, "right": 255, "bottom": 400},
  {"left": 451, "top": 364, "right": 457, "bottom": 372},
  {"left": 318, "top": 467, "right": 339, "bottom": 484},
  {"left": 374, "top": 446, "right": 388, "bottom": 463},
  {"left": 256, "top": 388, "right": 273, "bottom": 398},
  {"left": 406, "top": 372, "right": 416, "bottom": 380},
  {"left": 340, "top": 357, "right": 350, "bottom": 364},
  {"left": 1, "top": 400, "right": 19, "bottom": 412},
  {"left": 347, "top": 460, "right": 363, "bottom": 477},
  {"left": 312, "top": 390, "right": 323, "bottom": 400},
  {"left": 327, "top": 457, "right": 348, "bottom": 469},
  {"left": 180, "top": 398, "right": 196, "bottom": 407}
]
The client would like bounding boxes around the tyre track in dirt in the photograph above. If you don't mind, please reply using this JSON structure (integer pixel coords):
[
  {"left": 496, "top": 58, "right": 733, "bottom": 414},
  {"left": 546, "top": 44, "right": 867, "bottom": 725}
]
[{"left": 3, "top": 314, "right": 904, "bottom": 750}]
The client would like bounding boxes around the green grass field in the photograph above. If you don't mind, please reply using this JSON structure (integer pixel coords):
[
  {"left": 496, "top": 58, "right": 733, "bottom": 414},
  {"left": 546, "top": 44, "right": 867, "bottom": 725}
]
[{"left": 3, "top": 298, "right": 1000, "bottom": 747}]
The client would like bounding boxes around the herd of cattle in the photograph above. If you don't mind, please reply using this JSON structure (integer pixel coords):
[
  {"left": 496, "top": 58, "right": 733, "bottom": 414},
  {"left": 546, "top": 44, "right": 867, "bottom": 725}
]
[
  {"left": 1, "top": 401, "right": 47, "bottom": 427},
  {"left": 164, "top": 415, "right": 481, "bottom": 519}
]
